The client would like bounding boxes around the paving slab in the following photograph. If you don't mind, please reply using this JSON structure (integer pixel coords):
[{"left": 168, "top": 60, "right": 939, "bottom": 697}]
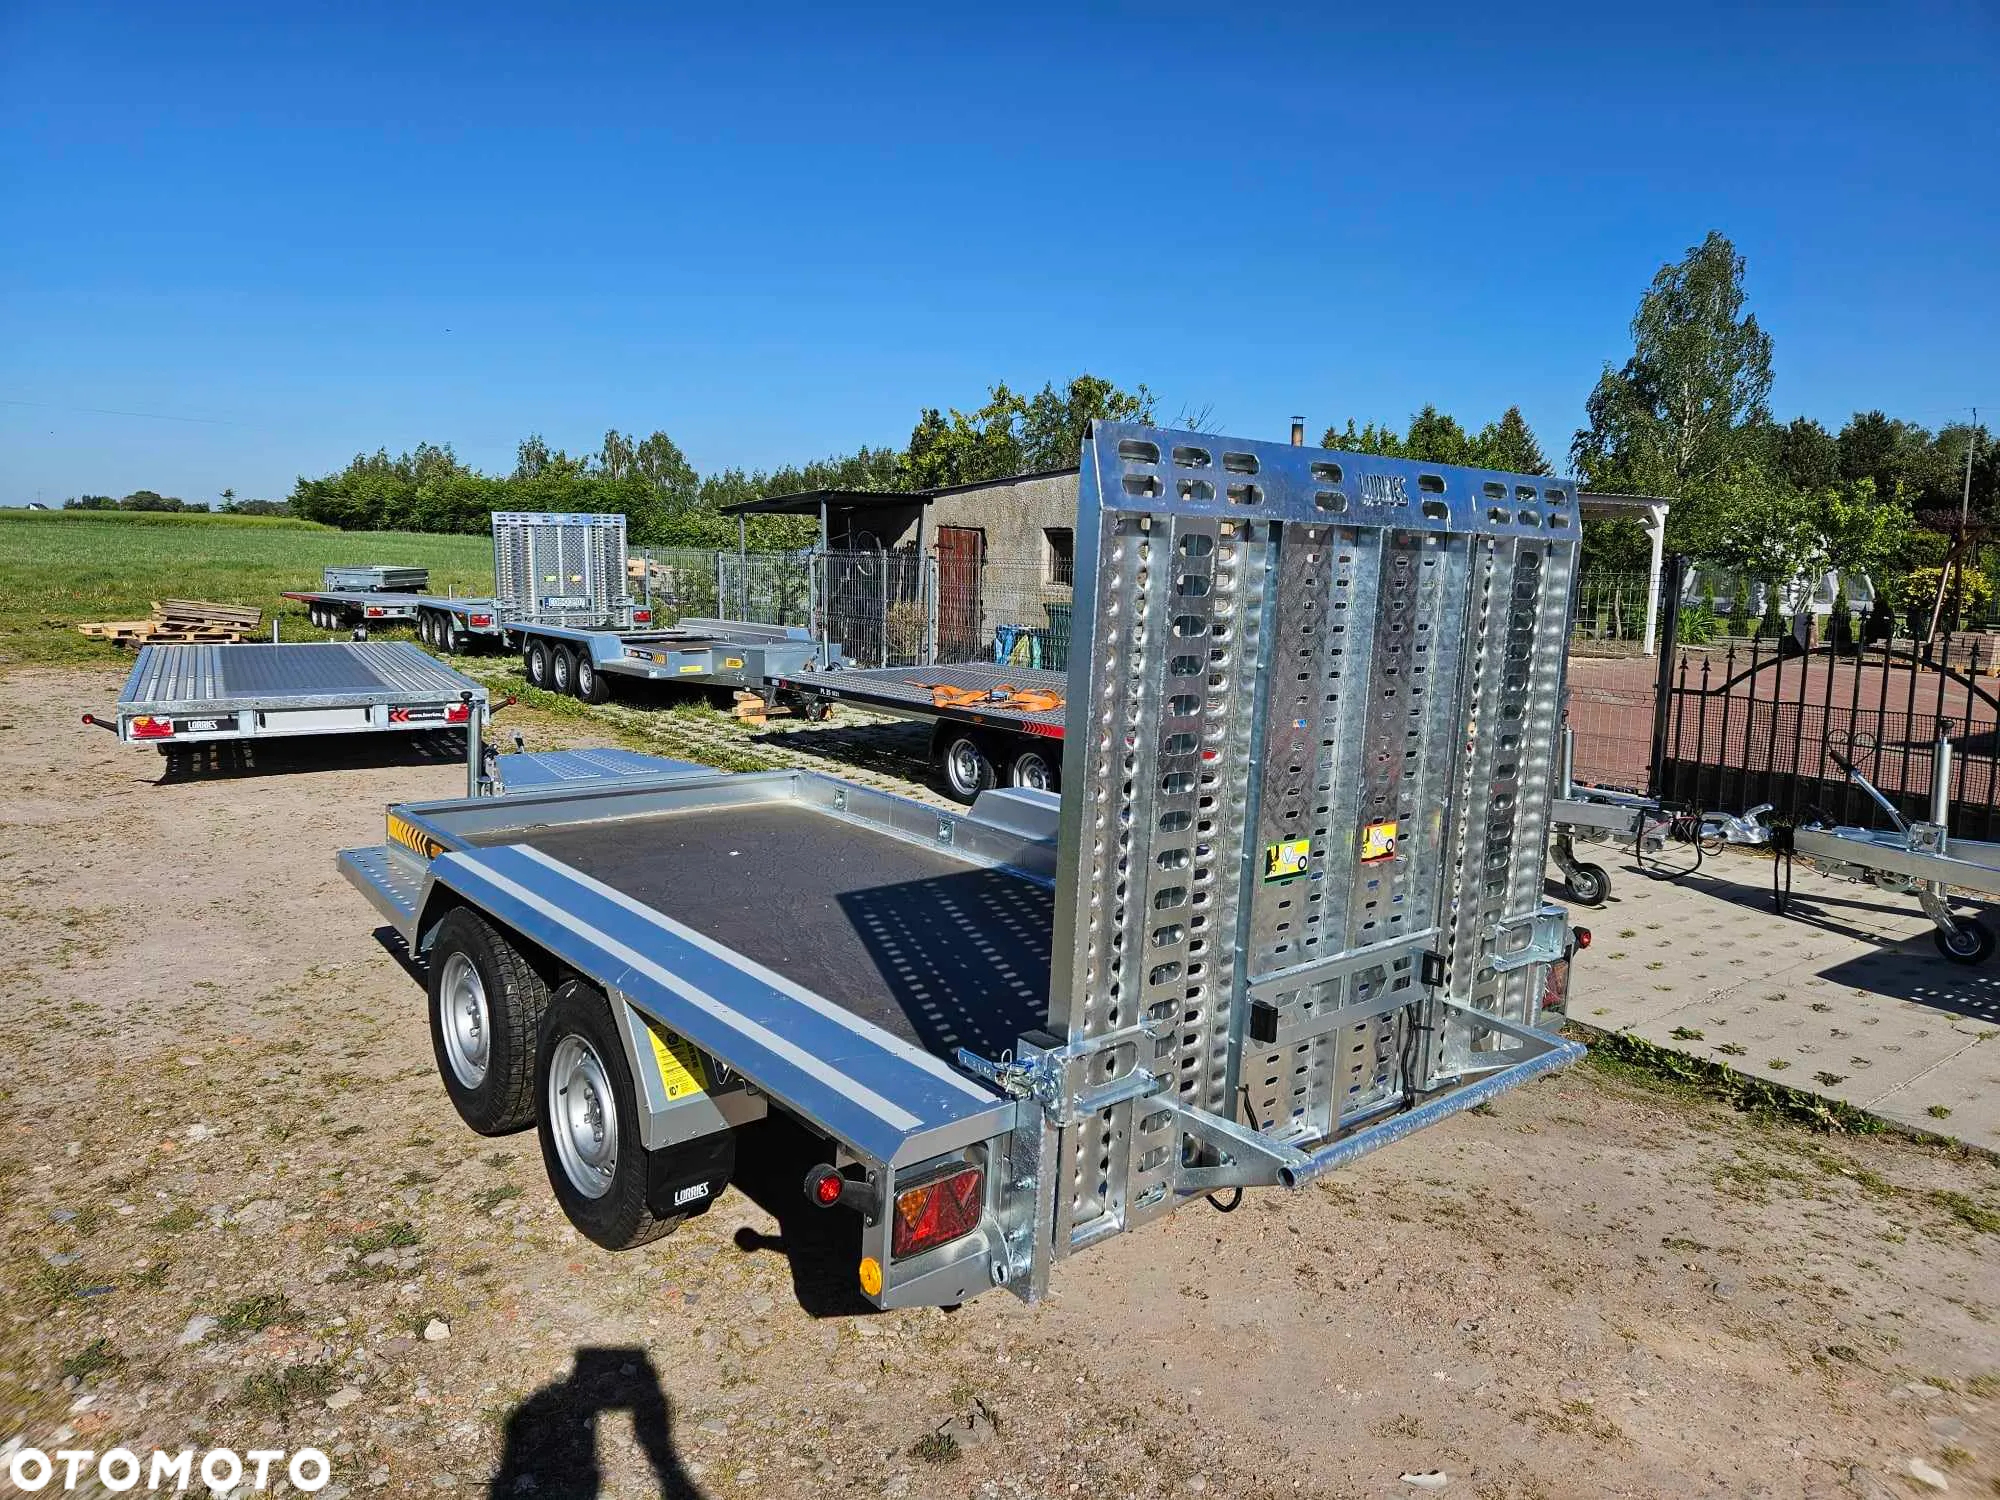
[{"left": 1566, "top": 847, "right": 2000, "bottom": 1151}]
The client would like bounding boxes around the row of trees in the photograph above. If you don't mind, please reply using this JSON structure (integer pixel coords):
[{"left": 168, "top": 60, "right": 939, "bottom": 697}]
[
  {"left": 63, "top": 488, "right": 289, "bottom": 515},
  {"left": 287, "top": 376, "right": 1157, "bottom": 545}
]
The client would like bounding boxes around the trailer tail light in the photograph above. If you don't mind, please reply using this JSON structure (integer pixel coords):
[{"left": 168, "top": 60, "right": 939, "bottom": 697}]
[
  {"left": 366, "top": 607, "right": 387, "bottom": 618},
  {"left": 632, "top": 608, "right": 652, "bottom": 624},
  {"left": 130, "top": 715, "right": 173, "bottom": 739},
  {"left": 891, "top": 1164, "right": 983, "bottom": 1258},
  {"left": 444, "top": 702, "right": 472, "bottom": 725},
  {"left": 806, "top": 1165, "right": 847, "bottom": 1207},
  {"left": 469, "top": 614, "right": 492, "bottom": 628}
]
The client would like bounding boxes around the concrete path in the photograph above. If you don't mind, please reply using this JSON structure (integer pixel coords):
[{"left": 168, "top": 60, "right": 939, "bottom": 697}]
[{"left": 1565, "top": 845, "right": 2000, "bottom": 1150}]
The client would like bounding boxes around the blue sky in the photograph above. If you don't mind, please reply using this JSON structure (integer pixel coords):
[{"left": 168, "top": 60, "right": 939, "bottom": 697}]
[{"left": 2, "top": 1, "right": 1995, "bottom": 505}]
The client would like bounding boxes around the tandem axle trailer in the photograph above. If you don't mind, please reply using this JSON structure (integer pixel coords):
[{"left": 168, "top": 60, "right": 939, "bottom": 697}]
[
  {"left": 339, "top": 420, "right": 1590, "bottom": 1310},
  {"left": 95, "top": 640, "right": 490, "bottom": 792}
]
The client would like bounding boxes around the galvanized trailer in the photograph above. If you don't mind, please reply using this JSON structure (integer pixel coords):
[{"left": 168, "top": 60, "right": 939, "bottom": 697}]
[
  {"left": 323, "top": 564, "right": 431, "bottom": 593},
  {"left": 99, "top": 640, "right": 490, "bottom": 792},
  {"left": 516, "top": 617, "right": 829, "bottom": 705},
  {"left": 339, "top": 421, "right": 1588, "bottom": 1309},
  {"left": 282, "top": 590, "right": 426, "bottom": 631},
  {"left": 769, "top": 661, "right": 1069, "bottom": 798}
]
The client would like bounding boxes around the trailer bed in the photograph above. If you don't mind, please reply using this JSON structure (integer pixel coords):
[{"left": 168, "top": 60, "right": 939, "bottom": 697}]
[
  {"left": 469, "top": 802, "right": 1052, "bottom": 1059},
  {"left": 772, "top": 662, "right": 1068, "bottom": 738},
  {"left": 114, "top": 641, "right": 485, "bottom": 748}
]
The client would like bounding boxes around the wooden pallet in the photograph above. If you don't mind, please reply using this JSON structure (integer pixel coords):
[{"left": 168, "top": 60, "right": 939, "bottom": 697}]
[{"left": 78, "top": 598, "right": 261, "bottom": 648}]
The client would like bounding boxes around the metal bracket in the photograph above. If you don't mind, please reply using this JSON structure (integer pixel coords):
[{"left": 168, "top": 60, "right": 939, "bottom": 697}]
[
  {"left": 1487, "top": 905, "right": 1573, "bottom": 974},
  {"left": 957, "top": 1024, "right": 1167, "bottom": 1125}
]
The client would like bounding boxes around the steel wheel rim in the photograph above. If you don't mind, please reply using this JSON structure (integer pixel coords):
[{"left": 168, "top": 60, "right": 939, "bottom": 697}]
[
  {"left": 528, "top": 644, "right": 546, "bottom": 683},
  {"left": 1944, "top": 925, "right": 1981, "bottom": 956},
  {"left": 548, "top": 1035, "right": 618, "bottom": 1199},
  {"left": 438, "top": 952, "right": 491, "bottom": 1087},
  {"left": 948, "top": 740, "right": 982, "bottom": 794},
  {"left": 553, "top": 652, "right": 572, "bottom": 692},
  {"left": 1015, "top": 752, "right": 1053, "bottom": 791},
  {"left": 577, "top": 659, "right": 594, "bottom": 696}
]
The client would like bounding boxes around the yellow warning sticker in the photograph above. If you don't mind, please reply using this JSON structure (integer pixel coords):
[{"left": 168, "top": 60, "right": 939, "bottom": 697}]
[
  {"left": 724, "top": 657, "right": 744, "bottom": 670},
  {"left": 1263, "top": 837, "right": 1311, "bottom": 882},
  {"left": 678, "top": 663, "right": 704, "bottom": 674},
  {"left": 386, "top": 813, "right": 444, "bottom": 860},
  {"left": 1361, "top": 820, "right": 1399, "bottom": 863},
  {"left": 644, "top": 1019, "right": 710, "bottom": 1101}
]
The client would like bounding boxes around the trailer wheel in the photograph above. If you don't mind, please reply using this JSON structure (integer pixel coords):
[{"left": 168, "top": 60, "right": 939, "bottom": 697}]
[
  {"left": 1933, "top": 917, "right": 1994, "bottom": 965},
  {"left": 576, "top": 653, "right": 609, "bottom": 703},
  {"left": 551, "top": 644, "right": 578, "bottom": 697},
  {"left": 442, "top": 619, "right": 466, "bottom": 655},
  {"left": 427, "top": 909, "right": 550, "bottom": 1134},
  {"left": 1007, "top": 745, "right": 1059, "bottom": 793},
  {"left": 1563, "top": 862, "right": 1611, "bottom": 907},
  {"left": 938, "top": 732, "right": 997, "bottom": 803},
  {"left": 524, "top": 638, "right": 552, "bottom": 689},
  {"left": 536, "top": 981, "right": 685, "bottom": 1250},
  {"left": 309, "top": 605, "right": 326, "bottom": 630}
]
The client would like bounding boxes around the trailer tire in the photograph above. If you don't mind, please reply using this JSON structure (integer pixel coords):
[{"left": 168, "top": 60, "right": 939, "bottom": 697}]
[
  {"left": 428, "top": 909, "right": 550, "bottom": 1134},
  {"left": 442, "top": 619, "right": 466, "bottom": 655},
  {"left": 309, "top": 605, "right": 326, "bottom": 630},
  {"left": 938, "top": 732, "right": 998, "bottom": 803},
  {"left": 1563, "top": 862, "right": 1611, "bottom": 907},
  {"left": 576, "top": 653, "right": 609, "bottom": 703},
  {"left": 536, "top": 981, "right": 687, "bottom": 1250},
  {"left": 1007, "top": 744, "right": 1060, "bottom": 793},
  {"left": 551, "top": 644, "right": 578, "bottom": 697},
  {"left": 524, "top": 638, "right": 552, "bottom": 689},
  {"left": 1933, "top": 917, "right": 1994, "bottom": 965}
]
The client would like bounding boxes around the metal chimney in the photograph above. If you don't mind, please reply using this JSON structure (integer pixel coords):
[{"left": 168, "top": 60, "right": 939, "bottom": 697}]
[{"left": 1290, "top": 416, "right": 1305, "bottom": 446}]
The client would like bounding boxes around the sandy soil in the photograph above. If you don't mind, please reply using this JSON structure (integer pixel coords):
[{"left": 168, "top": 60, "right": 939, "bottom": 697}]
[{"left": 3, "top": 664, "right": 1998, "bottom": 1500}]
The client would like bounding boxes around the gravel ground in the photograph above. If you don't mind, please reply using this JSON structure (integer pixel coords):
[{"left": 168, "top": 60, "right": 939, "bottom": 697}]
[{"left": 3, "top": 664, "right": 1999, "bottom": 1499}]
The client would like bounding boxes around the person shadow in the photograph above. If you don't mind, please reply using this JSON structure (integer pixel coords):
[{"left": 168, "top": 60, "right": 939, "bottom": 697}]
[{"left": 488, "top": 1347, "right": 703, "bottom": 1498}]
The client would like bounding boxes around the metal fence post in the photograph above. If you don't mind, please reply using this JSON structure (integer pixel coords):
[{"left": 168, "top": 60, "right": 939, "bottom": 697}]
[
  {"left": 925, "top": 554, "right": 939, "bottom": 666},
  {"left": 1646, "top": 553, "right": 1687, "bottom": 798}
]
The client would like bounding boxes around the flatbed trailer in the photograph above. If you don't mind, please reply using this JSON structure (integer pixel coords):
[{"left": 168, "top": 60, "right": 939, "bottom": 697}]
[
  {"left": 772, "top": 661, "right": 1068, "bottom": 798},
  {"left": 339, "top": 420, "right": 1589, "bottom": 1310},
  {"left": 96, "top": 640, "right": 489, "bottom": 791},
  {"left": 283, "top": 589, "right": 426, "bottom": 630},
  {"left": 514, "top": 617, "right": 830, "bottom": 705}
]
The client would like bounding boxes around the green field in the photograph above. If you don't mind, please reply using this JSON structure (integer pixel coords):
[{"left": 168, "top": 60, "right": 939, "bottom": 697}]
[{"left": 0, "top": 510, "right": 493, "bottom": 666}]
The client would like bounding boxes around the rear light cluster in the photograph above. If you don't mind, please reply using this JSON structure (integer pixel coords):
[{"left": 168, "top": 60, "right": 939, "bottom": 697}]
[
  {"left": 891, "top": 1165, "right": 983, "bottom": 1258},
  {"left": 365, "top": 607, "right": 387, "bottom": 618},
  {"left": 632, "top": 609, "right": 652, "bottom": 624},
  {"left": 130, "top": 715, "right": 173, "bottom": 740},
  {"left": 444, "top": 702, "right": 472, "bottom": 724},
  {"left": 469, "top": 614, "right": 492, "bottom": 628}
]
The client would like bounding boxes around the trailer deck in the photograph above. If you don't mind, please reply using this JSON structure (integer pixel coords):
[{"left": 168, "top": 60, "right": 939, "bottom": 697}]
[
  {"left": 282, "top": 589, "right": 425, "bottom": 628},
  {"left": 108, "top": 641, "right": 488, "bottom": 788},
  {"left": 772, "top": 662, "right": 1068, "bottom": 739}
]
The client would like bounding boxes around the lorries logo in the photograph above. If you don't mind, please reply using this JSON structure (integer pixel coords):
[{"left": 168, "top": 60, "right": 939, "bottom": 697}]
[
  {"left": 673, "top": 1182, "right": 711, "bottom": 1207},
  {"left": 1360, "top": 473, "right": 1407, "bottom": 505}
]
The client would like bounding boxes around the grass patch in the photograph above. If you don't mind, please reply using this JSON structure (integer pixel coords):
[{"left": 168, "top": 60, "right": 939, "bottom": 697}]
[
  {"left": 59, "top": 1339, "right": 125, "bottom": 1380},
  {"left": 30, "top": 1263, "right": 92, "bottom": 1310},
  {"left": 219, "top": 1293, "right": 294, "bottom": 1335},
  {"left": 1576, "top": 1027, "right": 1890, "bottom": 1135},
  {"left": 152, "top": 1204, "right": 200, "bottom": 1234},
  {"left": 352, "top": 1221, "right": 422, "bottom": 1254},
  {"left": 908, "top": 1432, "right": 961, "bottom": 1465},
  {"left": 239, "top": 1363, "right": 336, "bottom": 1419},
  {"left": 474, "top": 1185, "right": 522, "bottom": 1214},
  {"left": 0, "top": 511, "right": 490, "bottom": 668},
  {"left": 1929, "top": 1190, "right": 2000, "bottom": 1235}
]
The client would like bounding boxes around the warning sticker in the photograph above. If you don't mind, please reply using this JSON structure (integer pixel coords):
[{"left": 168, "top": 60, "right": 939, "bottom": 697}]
[
  {"left": 1263, "top": 837, "right": 1311, "bottom": 882},
  {"left": 644, "top": 1019, "right": 710, "bottom": 1101},
  {"left": 1360, "top": 820, "right": 1399, "bottom": 863}
]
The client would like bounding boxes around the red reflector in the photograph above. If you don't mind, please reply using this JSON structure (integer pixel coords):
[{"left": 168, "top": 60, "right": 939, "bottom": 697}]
[
  {"left": 131, "top": 715, "right": 173, "bottom": 739},
  {"left": 1574, "top": 926, "right": 1592, "bottom": 949},
  {"left": 891, "top": 1165, "right": 983, "bottom": 1258},
  {"left": 470, "top": 614, "right": 492, "bottom": 628},
  {"left": 1541, "top": 956, "right": 1571, "bottom": 1014},
  {"left": 445, "top": 703, "right": 472, "bottom": 724},
  {"left": 813, "top": 1170, "right": 844, "bottom": 1206},
  {"left": 632, "top": 609, "right": 652, "bottom": 623}
]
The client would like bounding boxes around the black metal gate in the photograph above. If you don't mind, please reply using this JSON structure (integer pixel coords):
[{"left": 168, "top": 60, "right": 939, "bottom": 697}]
[{"left": 1656, "top": 632, "right": 2000, "bottom": 838}]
